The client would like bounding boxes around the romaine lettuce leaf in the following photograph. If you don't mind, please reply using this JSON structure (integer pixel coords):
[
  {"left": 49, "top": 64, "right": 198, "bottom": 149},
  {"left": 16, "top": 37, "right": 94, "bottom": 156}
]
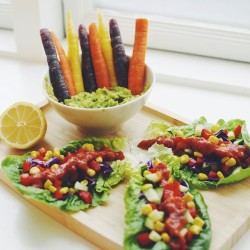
[{"left": 1, "top": 137, "right": 131, "bottom": 211}]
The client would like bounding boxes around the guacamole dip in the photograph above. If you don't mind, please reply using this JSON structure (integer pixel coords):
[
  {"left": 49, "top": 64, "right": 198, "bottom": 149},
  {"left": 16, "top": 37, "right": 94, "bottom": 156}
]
[{"left": 45, "top": 77, "right": 150, "bottom": 109}]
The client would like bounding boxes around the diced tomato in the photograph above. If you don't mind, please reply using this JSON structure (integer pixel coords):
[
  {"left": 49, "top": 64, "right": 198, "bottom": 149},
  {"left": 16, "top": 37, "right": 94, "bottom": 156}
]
[
  {"left": 208, "top": 170, "right": 218, "bottom": 179},
  {"left": 22, "top": 161, "right": 31, "bottom": 172},
  {"left": 62, "top": 152, "right": 74, "bottom": 163},
  {"left": 196, "top": 157, "right": 203, "bottom": 164},
  {"left": 221, "top": 164, "right": 230, "bottom": 175},
  {"left": 78, "top": 191, "right": 92, "bottom": 204},
  {"left": 148, "top": 203, "right": 157, "bottom": 210},
  {"left": 201, "top": 128, "right": 213, "bottom": 140},
  {"left": 39, "top": 147, "right": 47, "bottom": 156},
  {"left": 188, "top": 206, "right": 197, "bottom": 218},
  {"left": 188, "top": 158, "right": 197, "bottom": 167},
  {"left": 186, "top": 231, "right": 193, "bottom": 242},
  {"left": 149, "top": 167, "right": 157, "bottom": 173},
  {"left": 20, "top": 173, "right": 32, "bottom": 186},
  {"left": 234, "top": 125, "right": 242, "bottom": 138},
  {"left": 53, "top": 189, "right": 63, "bottom": 200},
  {"left": 89, "top": 160, "right": 101, "bottom": 172},
  {"left": 53, "top": 179, "right": 62, "bottom": 188},
  {"left": 137, "top": 232, "right": 153, "bottom": 248},
  {"left": 173, "top": 181, "right": 181, "bottom": 197}
]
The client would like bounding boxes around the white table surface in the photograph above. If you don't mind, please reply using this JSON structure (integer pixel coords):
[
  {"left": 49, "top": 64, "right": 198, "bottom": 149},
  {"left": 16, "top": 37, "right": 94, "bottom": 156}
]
[{"left": 1, "top": 55, "right": 250, "bottom": 250}]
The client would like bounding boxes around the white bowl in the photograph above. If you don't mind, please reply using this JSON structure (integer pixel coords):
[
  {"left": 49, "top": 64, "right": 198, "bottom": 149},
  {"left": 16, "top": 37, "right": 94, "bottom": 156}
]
[{"left": 42, "top": 65, "right": 155, "bottom": 135}]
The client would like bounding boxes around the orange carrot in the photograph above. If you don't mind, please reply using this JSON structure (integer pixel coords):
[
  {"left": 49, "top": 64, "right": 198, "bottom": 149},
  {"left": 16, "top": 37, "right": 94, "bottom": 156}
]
[
  {"left": 89, "top": 22, "right": 110, "bottom": 89},
  {"left": 50, "top": 31, "right": 76, "bottom": 96},
  {"left": 128, "top": 18, "right": 148, "bottom": 95}
]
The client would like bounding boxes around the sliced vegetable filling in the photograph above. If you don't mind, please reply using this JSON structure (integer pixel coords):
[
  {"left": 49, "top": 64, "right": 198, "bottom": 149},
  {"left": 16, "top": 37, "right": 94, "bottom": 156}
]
[
  {"left": 1, "top": 137, "right": 130, "bottom": 211},
  {"left": 137, "top": 117, "right": 250, "bottom": 189},
  {"left": 124, "top": 159, "right": 211, "bottom": 250}
]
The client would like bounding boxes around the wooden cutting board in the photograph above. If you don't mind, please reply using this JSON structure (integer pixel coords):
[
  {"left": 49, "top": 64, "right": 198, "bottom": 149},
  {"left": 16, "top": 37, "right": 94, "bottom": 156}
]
[{"left": 0, "top": 103, "right": 250, "bottom": 250}]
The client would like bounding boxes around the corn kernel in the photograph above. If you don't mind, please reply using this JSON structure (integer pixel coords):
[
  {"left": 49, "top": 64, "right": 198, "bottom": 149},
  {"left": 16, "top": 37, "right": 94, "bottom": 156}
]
[
  {"left": 44, "top": 150, "right": 53, "bottom": 159},
  {"left": 154, "top": 221, "right": 165, "bottom": 233},
  {"left": 217, "top": 171, "right": 224, "bottom": 179},
  {"left": 187, "top": 201, "right": 195, "bottom": 208},
  {"left": 60, "top": 187, "right": 69, "bottom": 194},
  {"left": 227, "top": 131, "right": 235, "bottom": 140},
  {"left": 180, "top": 154, "right": 190, "bottom": 164},
  {"left": 29, "top": 166, "right": 40, "bottom": 175},
  {"left": 161, "top": 233, "right": 170, "bottom": 243},
  {"left": 220, "top": 143, "right": 226, "bottom": 147},
  {"left": 182, "top": 192, "right": 194, "bottom": 202},
  {"left": 211, "top": 124, "right": 220, "bottom": 133},
  {"left": 80, "top": 180, "right": 88, "bottom": 186},
  {"left": 51, "top": 164, "right": 59, "bottom": 171},
  {"left": 95, "top": 156, "right": 103, "bottom": 163},
  {"left": 143, "top": 170, "right": 151, "bottom": 176},
  {"left": 44, "top": 179, "right": 53, "bottom": 189},
  {"left": 48, "top": 185, "right": 57, "bottom": 193},
  {"left": 53, "top": 148, "right": 61, "bottom": 158},
  {"left": 86, "top": 168, "right": 96, "bottom": 177},
  {"left": 208, "top": 135, "right": 219, "bottom": 145},
  {"left": 141, "top": 204, "right": 153, "bottom": 216},
  {"left": 193, "top": 216, "right": 205, "bottom": 228},
  {"left": 82, "top": 143, "right": 94, "bottom": 151},
  {"left": 69, "top": 188, "right": 76, "bottom": 194},
  {"left": 194, "top": 151, "right": 203, "bottom": 158},
  {"left": 153, "top": 158, "right": 161, "bottom": 166},
  {"left": 189, "top": 224, "right": 202, "bottom": 235},
  {"left": 141, "top": 183, "right": 153, "bottom": 191},
  {"left": 176, "top": 130, "right": 184, "bottom": 137},
  {"left": 198, "top": 173, "right": 208, "bottom": 181},
  {"left": 221, "top": 157, "right": 230, "bottom": 164},
  {"left": 59, "top": 154, "right": 65, "bottom": 160},
  {"left": 31, "top": 151, "right": 39, "bottom": 158},
  {"left": 225, "top": 158, "right": 236, "bottom": 167}
]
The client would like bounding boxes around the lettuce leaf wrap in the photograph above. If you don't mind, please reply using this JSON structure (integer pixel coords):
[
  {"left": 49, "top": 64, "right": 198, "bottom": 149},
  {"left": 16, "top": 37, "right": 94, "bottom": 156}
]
[
  {"left": 139, "top": 117, "right": 250, "bottom": 189},
  {"left": 124, "top": 155, "right": 211, "bottom": 250},
  {"left": 1, "top": 137, "right": 131, "bottom": 211}
]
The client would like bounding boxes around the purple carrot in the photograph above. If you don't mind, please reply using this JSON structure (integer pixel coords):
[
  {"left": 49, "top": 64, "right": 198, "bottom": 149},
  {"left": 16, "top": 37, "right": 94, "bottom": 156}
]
[
  {"left": 109, "top": 19, "right": 129, "bottom": 88},
  {"left": 78, "top": 24, "right": 97, "bottom": 92},
  {"left": 40, "top": 28, "right": 70, "bottom": 102}
]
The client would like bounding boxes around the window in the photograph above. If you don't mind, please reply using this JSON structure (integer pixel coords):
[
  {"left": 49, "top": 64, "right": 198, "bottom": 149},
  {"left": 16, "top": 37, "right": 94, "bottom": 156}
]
[
  {"left": 63, "top": 0, "right": 250, "bottom": 62},
  {"left": 0, "top": 0, "right": 12, "bottom": 29}
]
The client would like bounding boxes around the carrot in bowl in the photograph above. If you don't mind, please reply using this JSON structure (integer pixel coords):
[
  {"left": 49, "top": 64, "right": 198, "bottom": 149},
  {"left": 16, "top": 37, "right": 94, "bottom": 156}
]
[
  {"left": 98, "top": 10, "right": 118, "bottom": 87},
  {"left": 50, "top": 31, "right": 76, "bottom": 96},
  {"left": 89, "top": 22, "right": 110, "bottom": 89},
  {"left": 128, "top": 18, "right": 148, "bottom": 95},
  {"left": 66, "top": 12, "right": 84, "bottom": 93}
]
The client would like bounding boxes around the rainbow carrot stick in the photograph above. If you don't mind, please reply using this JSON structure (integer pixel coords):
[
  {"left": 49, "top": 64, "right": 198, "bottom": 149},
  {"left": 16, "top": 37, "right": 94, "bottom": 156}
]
[
  {"left": 89, "top": 22, "right": 110, "bottom": 89},
  {"left": 97, "top": 10, "right": 117, "bottom": 87},
  {"left": 128, "top": 18, "right": 148, "bottom": 95},
  {"left": 51, "top": 31, "right": 76, "bottom": 96},
  {"left": 66, "top": 12, "right": 84, "bottom": 93}
]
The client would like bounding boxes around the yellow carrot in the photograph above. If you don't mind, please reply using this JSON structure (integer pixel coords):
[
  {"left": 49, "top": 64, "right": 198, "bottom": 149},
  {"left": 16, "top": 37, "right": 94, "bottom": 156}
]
[
  {"left": 66, "top": 11, "right": 84, "bottom": 93},
  {"left": 97, "top": 10, "right": 117, "bottom": 87},
  {"left": 50, "top": 31, "right": 76, "bottom": 96}
]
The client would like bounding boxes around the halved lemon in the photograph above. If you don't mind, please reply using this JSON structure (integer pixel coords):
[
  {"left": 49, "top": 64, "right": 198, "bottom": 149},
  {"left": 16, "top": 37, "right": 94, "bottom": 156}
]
[{"left": 0, "top": 102, "right": 47, "bottom": 149}]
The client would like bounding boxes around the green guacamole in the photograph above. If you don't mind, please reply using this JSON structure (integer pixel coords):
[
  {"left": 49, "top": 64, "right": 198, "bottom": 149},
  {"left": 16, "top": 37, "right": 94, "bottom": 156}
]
[{"left": 45, "top": 77, "right": 150, "bottom": 109}]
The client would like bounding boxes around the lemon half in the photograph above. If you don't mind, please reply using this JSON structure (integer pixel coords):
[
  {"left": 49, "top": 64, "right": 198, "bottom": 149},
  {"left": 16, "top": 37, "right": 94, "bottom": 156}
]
[{"left": 0, "top": 102, "right": 47, "bottom": 149}]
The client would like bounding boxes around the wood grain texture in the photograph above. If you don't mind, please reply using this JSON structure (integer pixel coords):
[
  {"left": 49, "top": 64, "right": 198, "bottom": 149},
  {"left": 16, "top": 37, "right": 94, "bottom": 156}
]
[{"left": 0, "top": 103, "right": 250, "bottom": 250}]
